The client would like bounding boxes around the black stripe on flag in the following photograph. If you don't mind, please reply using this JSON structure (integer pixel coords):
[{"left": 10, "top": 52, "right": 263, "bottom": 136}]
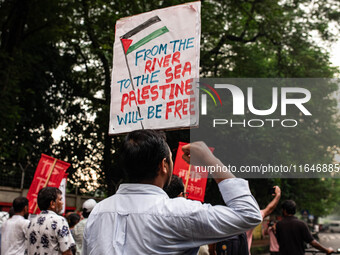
[{"left": 121, "top": 16, "right": 161, "bottom": 39}]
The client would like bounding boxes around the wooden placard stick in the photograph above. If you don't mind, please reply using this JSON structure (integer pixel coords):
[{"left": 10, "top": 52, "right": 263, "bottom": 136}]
[{"left": 184, "top": 164, "right": 192, "bottom": 194}]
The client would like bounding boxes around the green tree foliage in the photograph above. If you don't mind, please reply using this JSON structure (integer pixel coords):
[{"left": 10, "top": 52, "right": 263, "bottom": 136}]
[
  {"left": 198, "top": 0, "right": 340, "bottom": 216},
  {"left": 1, "top": 0, "right": 340, "bottom": 215},
  {"left": 0, "top": 0, "right": 77, "bottom": 186}
]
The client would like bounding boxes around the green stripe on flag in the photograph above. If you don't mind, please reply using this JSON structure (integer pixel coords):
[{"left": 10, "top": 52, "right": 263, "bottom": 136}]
[{"left": 126, "top": 26, "right": 169, "bottom": 55}]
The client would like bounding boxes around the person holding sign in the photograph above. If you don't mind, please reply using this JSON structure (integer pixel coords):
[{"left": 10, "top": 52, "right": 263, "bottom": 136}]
[{"left": 83, "top": 130, "right": 262, "bottom": 254}]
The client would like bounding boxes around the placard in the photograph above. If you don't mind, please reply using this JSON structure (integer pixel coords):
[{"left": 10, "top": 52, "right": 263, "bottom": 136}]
[
  {"left": 109, "top": 2, "right": 201, "bottom": 134},
  {"left": 173, "top": 142, "right": 213, "bottom": 202}
]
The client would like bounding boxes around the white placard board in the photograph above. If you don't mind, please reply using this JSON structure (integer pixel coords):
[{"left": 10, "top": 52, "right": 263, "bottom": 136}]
[{"left": 109, "top": 2, "right": 201, "bottom": 135}]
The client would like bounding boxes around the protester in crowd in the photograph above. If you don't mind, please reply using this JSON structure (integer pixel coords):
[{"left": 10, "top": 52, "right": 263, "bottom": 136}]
[
  {"left": 0, "top": 206, "right": 8, "bottom": 254},
  {"left": 163, "top": 174, "right": 187, "bottom": 198},
  {"left": 276, "top": 200, "right": 333, "bottom": 255},
  {"left": 264, "top": 218, "right": 279, "bottom": 255},
  {"left": 73, "top": 199, "right": 97, "bottom": 255},
  {"left": 0, "top": 206, "right": 11, "bottom": 253},
  {"left": 26, "top": 187, "right": 75, "bottom": 255},
  {"left": 211, "top": 187, "right": 280, "bottom": 255},
  {"left": 1, "top": 197, "right": 29, "bottom": 255},
  {"left": 83, "top": 129, "right": 262, "bottom": 254},
  {"left": 67, "top": 213, "right": 81, "bottom": 236},
  {"left": 246, "top": 186, "right": 281, "bottom": 253},
  {"left": 66, "top": 213, "right": 80, "bottom": 255}
]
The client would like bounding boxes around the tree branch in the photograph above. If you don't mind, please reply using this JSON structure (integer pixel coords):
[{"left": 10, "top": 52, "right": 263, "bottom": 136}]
[
  {"left": 204, "top": 1, "right": 265, "bottom": 58},
  {"left": 81, "top": 0, "right": 111, "bottom": 99}
]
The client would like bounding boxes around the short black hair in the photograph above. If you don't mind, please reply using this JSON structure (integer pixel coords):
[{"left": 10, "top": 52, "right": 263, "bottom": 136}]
[
  {"left": 82, "top": 208, "right": 91, "bottom": 218},
  {"left": 9, "top": 207, "right": 15, "bottom": 218},
  {"left": 67, "top": 213, "right": 80, "bottom": 228},
  {"left": 121, "top": 130, "right": 170, "bottom": 183},
  {"left": 13, "top": 197, "right": 28, "bottom": 213},
  {"left": 164, "top": 175, "right": 184, "bottom": 198},
  {"left": 282, "top": 200, "right": 296, "bottom": 215},
  {"left": 37, "top": 187, "right": 62, "bottom": 211}
]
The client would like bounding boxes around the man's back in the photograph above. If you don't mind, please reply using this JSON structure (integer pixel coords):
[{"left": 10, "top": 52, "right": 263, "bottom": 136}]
[
  {"left": 276, "top": 216, "right": 314, "bottom": 255},
  {"left": 1, "top": 215, "right": 29, "bottom": 255},
  {"left": 83, "top": 179, "right": 262, "bottom": 255},
  {"left": 26, "top": 210, "right": 75, "bottom": 255}
]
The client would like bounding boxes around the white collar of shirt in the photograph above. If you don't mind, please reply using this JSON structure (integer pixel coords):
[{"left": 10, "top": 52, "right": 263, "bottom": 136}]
[
  {"left": 40, "top": 210, "right": 58, "bottom": 216},
  {"left": 116, "top": 183, "right": 169, "bottom": 197},
  {"left": 11, "top": 215, "right": 25, "bottom": 220}
]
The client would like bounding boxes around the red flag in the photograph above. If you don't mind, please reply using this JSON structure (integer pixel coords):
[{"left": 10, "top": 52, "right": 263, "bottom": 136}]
[
  {"left": 27, "top": 154, "right": 70, "bottom": 214},
  {"left": 121, "top": 38, "right": 133, "bottom": 54},
  {"left": 173, "top": 142, "right": 214, "bottom": 202}
]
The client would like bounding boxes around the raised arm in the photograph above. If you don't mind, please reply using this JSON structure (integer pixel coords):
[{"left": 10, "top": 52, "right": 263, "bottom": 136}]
[
  {"left": 179, "top": 141, "right": 262, "bottom": 247},
  {"left": 261, "top": 186, "right": 281, "bottom": 218}
]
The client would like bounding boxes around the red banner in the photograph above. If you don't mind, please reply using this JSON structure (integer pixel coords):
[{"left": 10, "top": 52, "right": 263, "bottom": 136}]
[
  {"left": 27, "top": 154, "right": 70, "bottom": 214},
  {"left": 173, "top": 142, "right": 214, "bottom": 202}
]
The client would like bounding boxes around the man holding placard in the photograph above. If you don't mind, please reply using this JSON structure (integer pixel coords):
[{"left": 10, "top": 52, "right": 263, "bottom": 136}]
[{"left": 83, "top": 130, "right": 262, "bottom": 254}]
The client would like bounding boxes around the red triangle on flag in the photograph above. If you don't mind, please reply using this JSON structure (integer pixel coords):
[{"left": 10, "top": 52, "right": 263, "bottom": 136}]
[{"left": 121, "top": 39, "right": 133, "bottom": 54}]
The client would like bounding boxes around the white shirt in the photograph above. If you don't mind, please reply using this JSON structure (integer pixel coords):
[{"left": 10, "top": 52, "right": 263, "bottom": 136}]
[
  {"left": 26, "top": 210, "right": 75, "bottom": 255},
  {"left": 73, "top": 218, "right": 87, "bottom": 255},
  {"left": 1, "top": 215, "right": 30, "bottom": 255},
  {"left": 83, "top": 178, "right": 261, "bottom": 255},
  {"left": 0, "top": 212, "right": 9, "bottom": 227}
]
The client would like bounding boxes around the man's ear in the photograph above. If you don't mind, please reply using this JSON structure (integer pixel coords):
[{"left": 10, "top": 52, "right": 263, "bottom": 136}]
[
  {"left": 49, "top": 200, "right": 56, "bottom": 210},
  {"left": 160, "top": 158, "right": 168, "bottom": 175}
]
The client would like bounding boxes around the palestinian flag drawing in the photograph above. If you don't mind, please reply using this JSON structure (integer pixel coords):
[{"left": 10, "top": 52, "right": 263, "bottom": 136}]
[
  {"left": 120, "top": 16, "right": 169, "bottom": 55},
  {"left": 118, "top": 16, "right": 169, "bottom": 128}
]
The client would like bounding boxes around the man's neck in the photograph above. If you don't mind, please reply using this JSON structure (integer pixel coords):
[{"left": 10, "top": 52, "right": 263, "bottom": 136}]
[
  {"left": 47, "top": 208, "right": 58, "bottom": 214},
  {"left": 140, "top": 178, "right": 164, "bottom": 188}
]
